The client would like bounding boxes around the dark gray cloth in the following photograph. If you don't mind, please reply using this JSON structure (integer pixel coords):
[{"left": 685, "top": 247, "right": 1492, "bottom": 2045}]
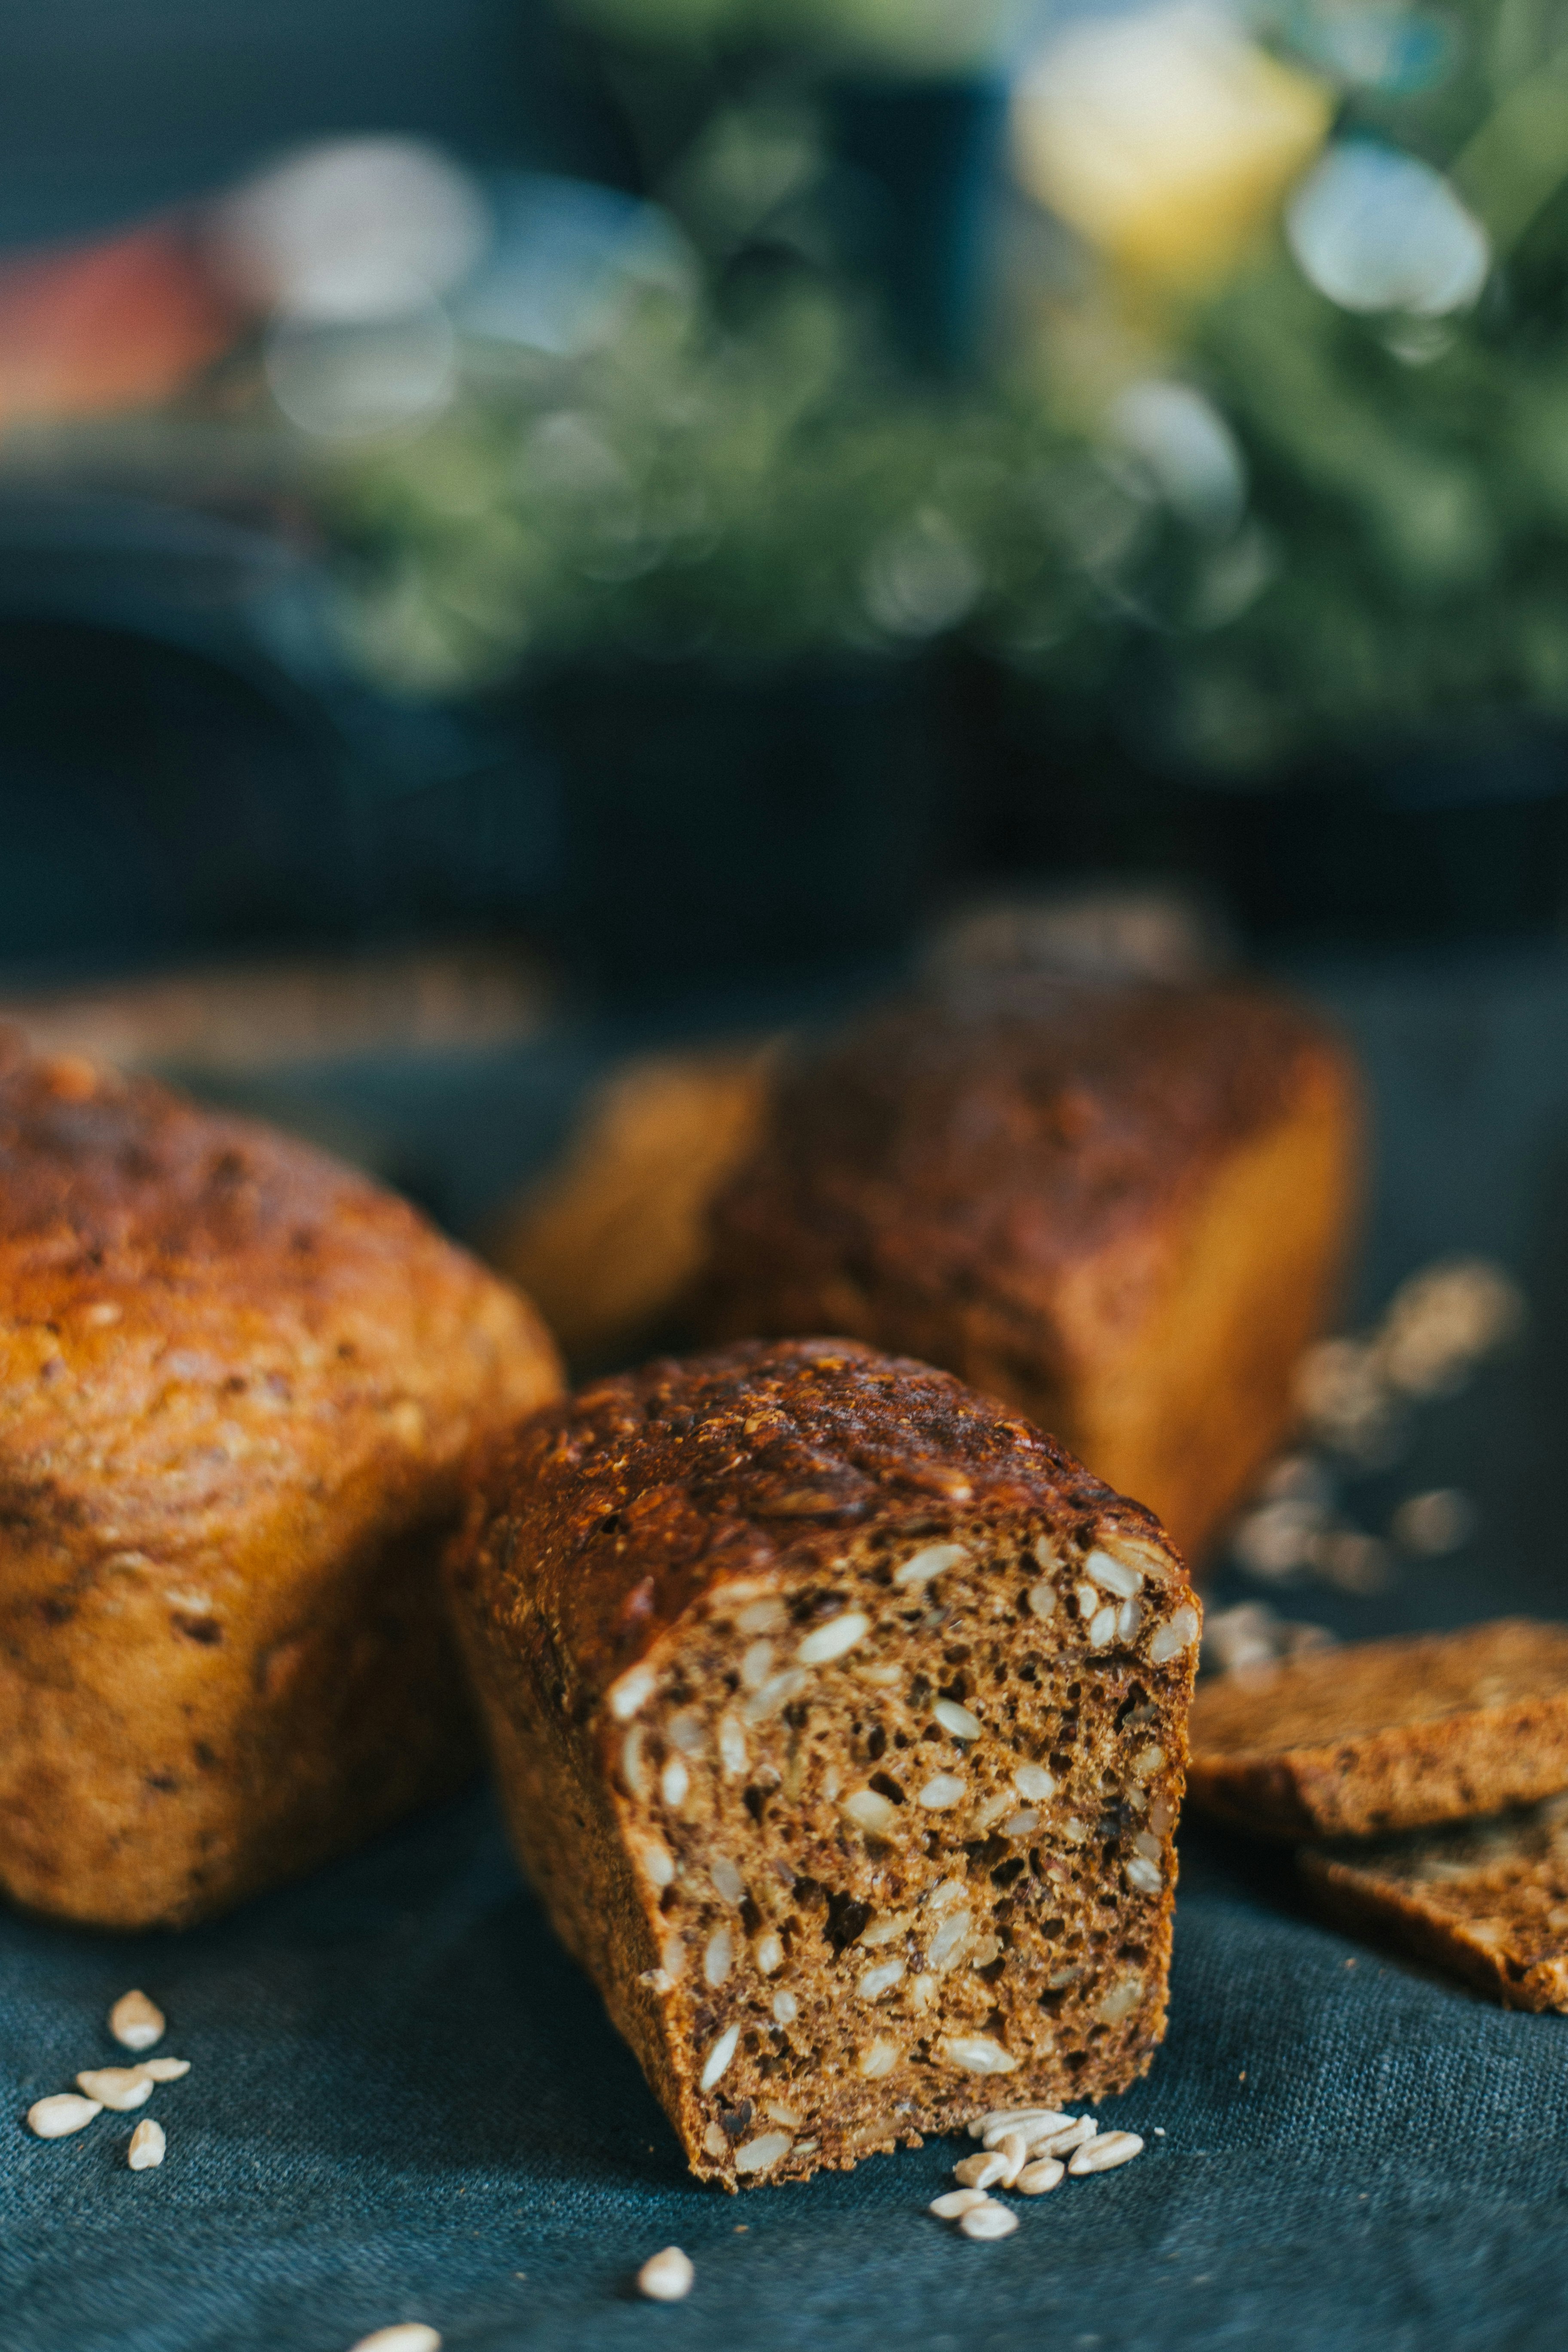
[{"left": 9, "top": 943, "right": 1568, "bottom": 2351}]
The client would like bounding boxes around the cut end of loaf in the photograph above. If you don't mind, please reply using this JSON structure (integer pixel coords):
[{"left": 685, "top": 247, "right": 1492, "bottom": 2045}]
[{"left": 607, "top": 1514, "right": 1198, "bottom": 2186}]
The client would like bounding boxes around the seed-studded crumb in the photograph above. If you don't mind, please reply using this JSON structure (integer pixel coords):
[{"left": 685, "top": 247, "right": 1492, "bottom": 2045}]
[
  {"left": 109, "top": 1991, "right": 165, "bottom": 2052},
  {"left": 127, "top": 2118, "right": 165, "bottom": 2171},
  {"left": 1189, "top": 1620, "right": 1568, "bottom": 1839},
  {"left": 1302, "top": 1794, "right": 1568, "bottom": 2009},
  {"left": 638, "top": 2247, "right": 696, "bottom": 2302},
  {"left": 448, "top": 1339, "right": 1199, "bottom": 2189},
  {"left": 27, "top": 2094, "right": 101, "bottom": 2138},
  {"left": 346, "top": 2327, "right": 441, "bottom": 2352},
  {"left": 77, "top": 2067, "right": 153, "bottom": 2111},
  {"left": 959, "top": 2201, "right": 1019, "bottom": 2239}
]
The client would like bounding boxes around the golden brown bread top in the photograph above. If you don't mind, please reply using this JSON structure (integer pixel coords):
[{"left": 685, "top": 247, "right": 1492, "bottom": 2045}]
[
  {"left": 700, "top": 973, "right": 1349, "bottom": 1315},
  {"left": 1190, "top": 1620, "right": 1568, "bottom": 1758},
  {"left": 447, "top": 1337, "right": 1180, "bottom": 1717},
  {"left": 0, "top": 1035, "right": 560, "bottom": 1568}
]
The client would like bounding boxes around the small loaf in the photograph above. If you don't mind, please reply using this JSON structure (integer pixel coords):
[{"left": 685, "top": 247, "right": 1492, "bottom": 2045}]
[
  {"left": 446, "top": 1337, "right": 1200, "bottom": 2188},
  {"left": 1188, "top": 1620, "right": 1568, "bottom": 1839},
  {"left": 1302, "top": 1796, "right": 1568, "bottom": 2011},
  {"left": 0, "top": 1039, "right": 561, "bottom": 1929},
  {"left": 696, "top": 972, "right": 1360, "bottom": 1564}
]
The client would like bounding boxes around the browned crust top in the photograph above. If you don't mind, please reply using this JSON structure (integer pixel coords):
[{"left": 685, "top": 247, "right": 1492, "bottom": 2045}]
[
  {"left": 0, "top": 1033, "right": 559, "bottom": 1556},
  {"left": 448, "top": 1337, "right": 1177, "bottom": 1711},
  {"left": 701, "top": 974, "right": 1347, "bottom": 1306}
]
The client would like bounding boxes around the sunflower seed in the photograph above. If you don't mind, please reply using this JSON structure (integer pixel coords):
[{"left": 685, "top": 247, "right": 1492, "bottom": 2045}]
[
  {"left": 892, "top": 1544, "right": 968, "bottom": 1588},
  {"left": 916, "top": 1773, "right": 965, "bottom": 1810},
  {"left": 1015, "top": 2157, "right": 1065, "bottom": 2194},
  {"left": 127, "top": 2118, "right": 166, "bottom": 2171},
  {"left": 27, "top": 2094, "right": 102, "bottom": 2138},
  {"left": 348, "top": 2325, "right": 442, "bottom": 2352},
  {"left": 992, "top": 2130, "right": 1031, "bottom": 2186},
  {"left": 138, "top": 2058, "right": 190, "bottom": 2083},
  {"left": 734, "top": 2130, "right": 793, "bottom": 2174},
  {"left": 954, "top": 2150, "right": 1009, "bottom": 2190},
  {"left": 930, "top": 2187, "right": 990, "bottom": 2218},
  {"left": 1069, "top": 2130, "right": 1144, "bottom": 2173},
  {"left": 638, "top": 2247, "right": 695, "bottom": 2302},
  {"left": 76, "top": 2069, "right": 153, "bottom": 2111},
  {"left": 933, "top": 1699, "right": 982, "bottom": 1740},
  {"left": 979, "top": 2109, "right": 1074, "bottom": 2146},
  {"left": 700, "top": 2024, "right": 739, "bottom": 2091},
  {"left": 959, "top": 2201, "right": 1019, "bottom": 2240},
  {"left": 109, "top": 1990, "right": 165, "bottom": 2052},
  {"left": 796, "top": 1612, "right": 869, "bottom": 1665},
  {"left": 938, "top": 2034, "right": 1018, "bottom": 2074}
]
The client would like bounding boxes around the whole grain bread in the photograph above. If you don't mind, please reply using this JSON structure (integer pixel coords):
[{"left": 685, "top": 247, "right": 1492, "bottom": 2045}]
[
  {"left": 1302, "top": 1795, "right": 1568, "bottom": 2010},
  {"left": 694, "top": 973, "right": 1360, "bottom": 1565},
  {"left": 0, "top": 1038, "right": 561, "bottom": 1929},
  {"left": 446, "top": 1336, "right": 1200, "bottom": 2189},
  {"left": 1188, "top": 1619, "right": 1568, "bottom": 1840}
]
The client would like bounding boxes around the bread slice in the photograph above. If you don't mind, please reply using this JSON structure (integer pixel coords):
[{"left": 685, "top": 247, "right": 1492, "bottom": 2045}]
[
  {"left": 1302, "top": 1798, "right": 1568, "bottom": 2010},
  {"left": 1188, "top": 1619, "right": 1568, "bottom": 1839},
  {"left": 446, "top": 1337, "right": 1201, "bottom": 2187},
  {"left": 695, "top": 973, "right": 1360, "bottom": 1565}
]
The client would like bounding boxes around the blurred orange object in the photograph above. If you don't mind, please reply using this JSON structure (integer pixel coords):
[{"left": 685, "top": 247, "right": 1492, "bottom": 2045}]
[{"left": 0, "top": 222, "right": 235, "bottom": 430}]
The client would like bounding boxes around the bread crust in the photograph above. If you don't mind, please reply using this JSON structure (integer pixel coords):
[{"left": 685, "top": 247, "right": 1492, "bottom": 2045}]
[
  {"left": 695, "top": 974, "right": 1360, "bottom": 1564},
  {"left": 448, "top": 1337, "right": 1200, "bottom": 2186},
  {"left": 0, "top": 1038, "right": 561, "bottom": 1927},
  {"left": 1188, "top": 1620, "right": 1568, "bottom": 1839},
  {"left": 1301, "top": 1796, "right": 1568, "bottom": 2010}
]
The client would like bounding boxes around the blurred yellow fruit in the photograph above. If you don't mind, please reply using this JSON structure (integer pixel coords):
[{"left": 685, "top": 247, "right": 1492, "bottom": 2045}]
[{"left": 1011, "top": 2, "right": 1332, "bottom": 291}]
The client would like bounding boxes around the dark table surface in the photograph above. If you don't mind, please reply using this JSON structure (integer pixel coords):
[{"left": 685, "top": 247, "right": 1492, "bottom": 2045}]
[{"left": 8, "top": 939, "right": 1568, "bottom": 2352}]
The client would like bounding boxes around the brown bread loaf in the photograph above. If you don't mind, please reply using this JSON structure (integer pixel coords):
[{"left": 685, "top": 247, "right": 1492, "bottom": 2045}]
[
  {"left": 1301, "top": 1797, "right": 1568, "bottom": 2010},
  {"left": 0, "top": 1039, "right": 561, "bottom": 1929},
  {"left": 1187, "top": 1620, "right": 1568, "bottom": 1840},
  {"left": 446, "top": 1336, "right": 1200, "bottom": 2189},
  {"left": 695, "top": 973, "right": 1360, "bottom": 1565}
]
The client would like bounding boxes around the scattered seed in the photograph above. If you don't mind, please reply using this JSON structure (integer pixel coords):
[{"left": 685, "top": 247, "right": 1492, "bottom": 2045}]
[
  {"left": 127, "top": 2119, "right": 165, "bottom": 2171},
  {"left": 76, "top": 2069, "right": 153, "bottom": 2111},
  {"left": 1069, "top": 2130, "right": 1144, "bottom": 2174},
  {"left": 993, "top": 2130, "right": 1031, "bottom": 2186},
  {"left": 933, "top": 1699, "right": 982, "bottom": 1741},
  {"left": 27, "top": 2094, "right": 102, "bottom": 2139},
  {"left": 137, "top": 2058, "right": 190, "bottom": 2083},
  {"left": 930, "top": 2187, "right": 990, "bottom": 2219},
  {"left": 638, "top": 2247, "right": 695, "bottom": 2302},
  {"left": 109, "top": 1991, "right": 165, "bottom": 2052},
  {"left": 796, "top": 1611, "right": 869, "bottom": 1666},
  {"left": 699, "top": 2024, "right": 739, "bottom": 2092},
  {"left": 959, "top": 2201, "right": 1019, "bottom": 2241},
  {"left": 1035, "top": 2117, "right": 1098, "bottom": 2158},
  {"left": 347, "top": 2326, "right": 442, "bottom": 2352},
  {"left": 954, "top": 2150, "right": 1008, "bottom": 2190},
  {"left": 1015, "top": 2158, "right": 1065, "bottom": 2194},
  {"left": 916, "top": 1774, "right": 965, "bottom": 1810},
  {"left": 978, "top": 2109, "right": 1073, "bottom": 2145}
]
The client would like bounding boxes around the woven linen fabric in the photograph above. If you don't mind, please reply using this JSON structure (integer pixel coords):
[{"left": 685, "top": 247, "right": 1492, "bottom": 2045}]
[{"left": 8, "top": 943, "right": 1568, "bottom": 2352}]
